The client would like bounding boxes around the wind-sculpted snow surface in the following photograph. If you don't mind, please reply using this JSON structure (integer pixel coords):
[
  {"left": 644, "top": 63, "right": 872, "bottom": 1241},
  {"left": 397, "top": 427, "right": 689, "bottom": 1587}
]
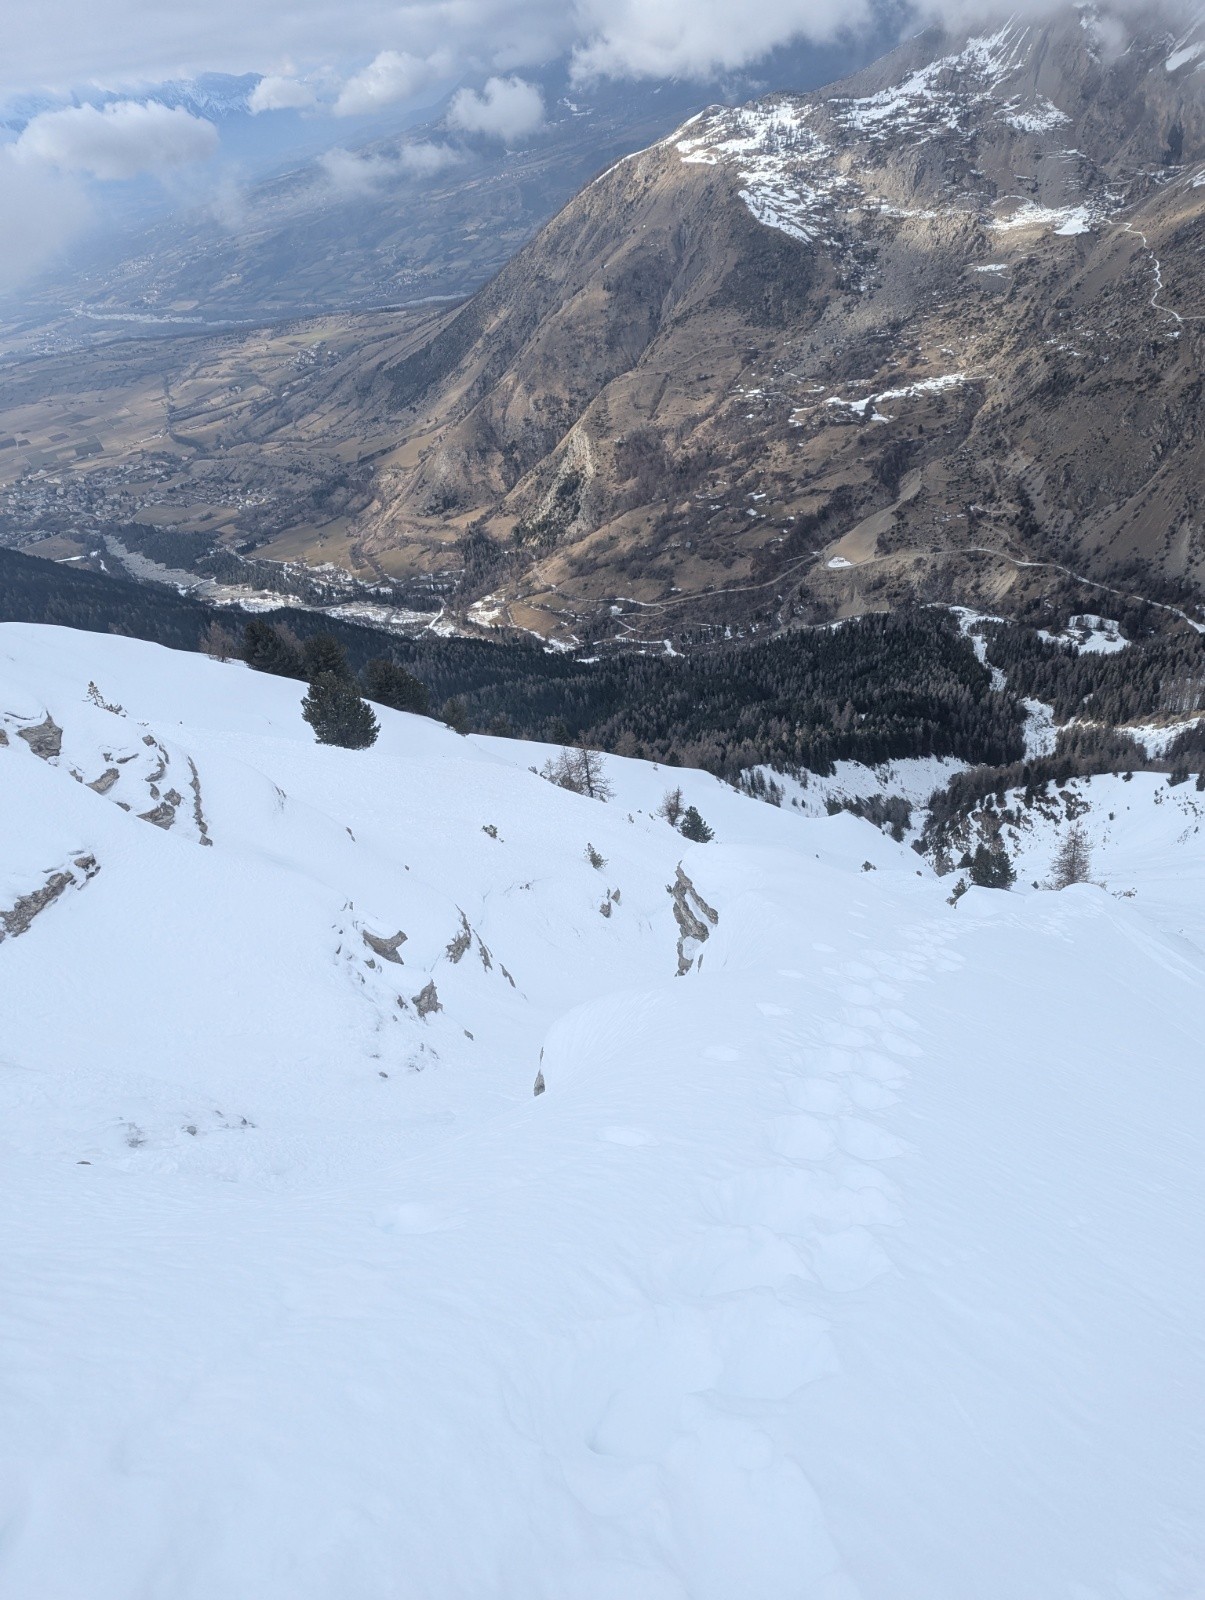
[{"left": 1, "top": 624, "right": 1204, "bottom": 1598}]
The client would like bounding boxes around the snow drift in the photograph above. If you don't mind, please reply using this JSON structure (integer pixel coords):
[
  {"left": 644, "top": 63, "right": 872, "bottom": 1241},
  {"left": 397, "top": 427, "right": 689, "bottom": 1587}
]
[{"left": 1, "top": 623, "right": 1202, "bottom": 1598}]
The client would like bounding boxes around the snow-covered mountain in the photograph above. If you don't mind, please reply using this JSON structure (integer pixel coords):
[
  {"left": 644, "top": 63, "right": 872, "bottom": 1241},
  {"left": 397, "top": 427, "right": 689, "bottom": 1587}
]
[{"left": 2, "top": 621, "right": 1203, "bottom": 1597}]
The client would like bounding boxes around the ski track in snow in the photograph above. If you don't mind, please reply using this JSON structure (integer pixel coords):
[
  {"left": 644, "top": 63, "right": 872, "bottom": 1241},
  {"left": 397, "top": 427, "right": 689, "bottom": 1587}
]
[{"left": 1, "top": 624, "right": 1204, "bottom": 1598}]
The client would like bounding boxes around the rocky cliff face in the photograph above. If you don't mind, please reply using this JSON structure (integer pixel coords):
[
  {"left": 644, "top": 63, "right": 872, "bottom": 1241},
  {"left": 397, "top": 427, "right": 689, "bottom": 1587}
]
[{"left": 353, "top": 8, "right": 1205, "bottom": 641}]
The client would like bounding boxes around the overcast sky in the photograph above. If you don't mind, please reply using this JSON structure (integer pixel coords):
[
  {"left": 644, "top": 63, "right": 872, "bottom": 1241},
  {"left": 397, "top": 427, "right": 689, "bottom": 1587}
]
[
  {"left": 0, "top": 0, "right": 902, "bottom": 293},
  {"left": 5, "top": 0, "right": 1177, "bottom": 295},
  {"left": 2, "top": 0, "right": 880, "bottom": 97}
]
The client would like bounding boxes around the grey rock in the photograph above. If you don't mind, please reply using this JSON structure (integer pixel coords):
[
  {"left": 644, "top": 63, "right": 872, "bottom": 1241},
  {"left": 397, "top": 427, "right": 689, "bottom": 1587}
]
[
  {"left": 363, "top": 928, "right": 407, "bottom": 963},
  {"left": 17, "top": 716, "right": 62, "bottom": 760}
]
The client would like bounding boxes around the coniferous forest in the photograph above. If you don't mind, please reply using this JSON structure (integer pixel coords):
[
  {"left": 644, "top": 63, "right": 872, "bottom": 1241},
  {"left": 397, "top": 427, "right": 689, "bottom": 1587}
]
[
  {"left": 0, "top": 549, "right": 1023, "bottom": 777},
  {"left": 3, "top": 545, "right": 1203, "bottom": 794}
]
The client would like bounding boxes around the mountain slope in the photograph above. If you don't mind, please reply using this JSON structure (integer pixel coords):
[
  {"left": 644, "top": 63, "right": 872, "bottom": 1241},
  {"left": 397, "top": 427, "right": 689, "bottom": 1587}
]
[
  {"left": 2, "top": 622, "right": 1204, "bottom": 1595},
  {"left": 350, "top": 8, "right": 1205, "bottom": 640}
]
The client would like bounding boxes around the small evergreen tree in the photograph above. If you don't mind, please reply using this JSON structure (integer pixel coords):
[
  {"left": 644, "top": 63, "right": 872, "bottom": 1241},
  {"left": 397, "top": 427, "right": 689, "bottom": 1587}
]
[
  {"left": 362, "top": 657, "right": 430, "bottom": 715},
  {"left": 243, "top": 619, "right": 305, "bottom": 679},
  {"left": 302, "top": 672, "right": 379, "bottom": 749},
  {"left": 441, "top": 696, "right": 470, "bottom": 734},
  {"left": 679, "top": 805, "right": 714, "bottom": 843},
  {"left": 969, "top": 842, "right": 1014, "bottom": 889},
  {"left": 302, "top": 633, "right": 351, "bottom": 683}
]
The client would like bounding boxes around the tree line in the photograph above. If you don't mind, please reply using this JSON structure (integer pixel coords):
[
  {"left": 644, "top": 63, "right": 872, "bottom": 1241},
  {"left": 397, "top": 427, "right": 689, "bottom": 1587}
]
[{"left": 0, "top": 549, "right": 1029, "bottom": 775}]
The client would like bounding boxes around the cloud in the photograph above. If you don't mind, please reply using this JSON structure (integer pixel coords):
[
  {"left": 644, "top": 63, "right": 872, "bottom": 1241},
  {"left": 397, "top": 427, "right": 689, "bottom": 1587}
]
[
  {"left": 334, "top": 49, "right": 441, "bottom": 116},
  {"left": 447, "top": 75, "right": 543, "bottom": 142},
  {"left": 317, "top": 141, "right": 461, "bottom": 194},
  {"left": 397, "top": 141, "right": 463, "bottom": 175},
  {"left": 15, "top": 100, "right": 218, "bottom": 180},
  {"left": 571, "top": 0, "right": 870, "bottom": 80},
  {"left": 0, "top": 145, "right": 91, "bottom": 293},
  {"left": 10, "top": 0, "right": 1180, "bottom": 128},
  {"left": 249, "top": 73, "right": 318, "bottom": 113}
]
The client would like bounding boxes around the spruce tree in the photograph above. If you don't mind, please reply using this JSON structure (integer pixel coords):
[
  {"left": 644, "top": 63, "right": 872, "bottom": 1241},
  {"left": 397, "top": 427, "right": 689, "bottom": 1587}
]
[
  {"left": 679, "top": 805, "right": 714, "bottom": 843},
  {"left": 302, "top": 672, "right": 379, "bottom": 749},
  {"left": 970, "top": 842, "right": 1014, "bottom": 889},
  {"left": 362, "top": 657, "right": 430, "bottom": 714},
  {"left": 243, "top": 619, "right": 305, "bottom": 679},
  {"left": 441, "top": 697, "right": 470, "bottom": 734},
  {"left": 302, "top": 633, "right": 351, "bottom": 683}
]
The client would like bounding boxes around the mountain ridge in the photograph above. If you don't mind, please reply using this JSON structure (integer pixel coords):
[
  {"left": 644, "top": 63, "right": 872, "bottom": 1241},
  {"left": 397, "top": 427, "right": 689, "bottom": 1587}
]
[{"left": 337, "top": 8, "right": 1205, "bottom": 641}]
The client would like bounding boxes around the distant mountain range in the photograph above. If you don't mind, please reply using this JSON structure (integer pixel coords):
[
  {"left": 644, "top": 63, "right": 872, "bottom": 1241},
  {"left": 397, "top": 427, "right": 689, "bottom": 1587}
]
[{"left": 0, "top": 74, "right": 256, "bottom": 129}]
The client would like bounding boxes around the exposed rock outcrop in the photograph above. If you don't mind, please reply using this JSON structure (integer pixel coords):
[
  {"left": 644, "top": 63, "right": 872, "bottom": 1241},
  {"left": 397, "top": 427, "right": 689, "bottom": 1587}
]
[
  {"left": 364, "top": 929, "right": 408, "bottom": 964},
  {"left": 668, "top": 865, "right": 719, "bottom": 975},
  {"left": 0, "top": 854, "right": 99, "bottom": 942},
  {"left": 17, "top": 716, "right": 62, "bottom": 760},
  {"left": 413, "top": 980, "right": 442, "bottom": 1018}
]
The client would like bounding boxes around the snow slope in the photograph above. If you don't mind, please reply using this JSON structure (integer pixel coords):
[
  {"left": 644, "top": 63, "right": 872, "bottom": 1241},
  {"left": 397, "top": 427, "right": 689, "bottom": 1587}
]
[{"left": 1, "top": 624, "right": 1203, "bottom": 1599}]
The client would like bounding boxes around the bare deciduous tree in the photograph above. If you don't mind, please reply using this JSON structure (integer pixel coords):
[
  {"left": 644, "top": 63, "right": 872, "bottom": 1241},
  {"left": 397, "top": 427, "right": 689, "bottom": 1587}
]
[
  {"left": 658, "top": 786, "right": 685, "bottom": 827},
  {"left": 1052, "top": 824, "right": 1092, "bottom": 889},
  {"left": 540, "top": 745, "right": 614, "bottom": 801},
  {"left": 200, "top": 620, "right": 238, "bottom": 662}
]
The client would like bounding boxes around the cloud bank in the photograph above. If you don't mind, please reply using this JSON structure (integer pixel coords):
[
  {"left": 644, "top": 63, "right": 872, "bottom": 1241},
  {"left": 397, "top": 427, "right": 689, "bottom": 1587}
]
[
  {"left": 317, "top": 140, "right": 460, "bottom": 192},
  {"left": 0, "top": 0, "right": 890, "bottom": 98},
  {"left": 447, "top": 76, "right": 544, "bottom": 142},
  {"left": 334, "top": 49, "right": 445, "bottom": 116},
  {"left": 0, "top": 147, "right": 90, "bottom": 292},
  {"left": 571, "top": 0, "right": 870, "bottom": 80},
  {"left": 16, "top": 100, "right": 218, "bottom": 179},
  {"left": 248, "top": 73, "right": 318, "bottom": 113}
]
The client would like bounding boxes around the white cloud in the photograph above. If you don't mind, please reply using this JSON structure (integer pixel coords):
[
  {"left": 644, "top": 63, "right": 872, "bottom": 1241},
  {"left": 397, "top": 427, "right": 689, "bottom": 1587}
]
[
  {"left": 447, "top": 75, "right": 543, "bottom": 142},
  {"left": 397, "top": 141, "right": 463, "bottom": 175},
  {"left": 15, "top": 100, "right": 218, "bottom": 180},
  {"left": 249, "top": 73, "right": 318, "bottom": 113},
  {"left": 317, "top": 141, "right": 461, "bottom": 193},
  {"left": 0, "top": 145, "right": 91, "bottom": 292},
  {"left": 12, "top": 0, "right": 1165, "bottom": 122},
  {"left": 334, "top": 49, "right": 438, "bottom": 116},
  {"left": 571, "top": 0, "right": 869, "bottom": 80}
]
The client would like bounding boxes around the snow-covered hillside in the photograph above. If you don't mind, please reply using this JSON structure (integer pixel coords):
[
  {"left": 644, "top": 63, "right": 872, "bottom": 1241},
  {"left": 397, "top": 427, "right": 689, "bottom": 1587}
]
[{"left": 2, "top": 623, "right": 1203, "bottom": 1599}]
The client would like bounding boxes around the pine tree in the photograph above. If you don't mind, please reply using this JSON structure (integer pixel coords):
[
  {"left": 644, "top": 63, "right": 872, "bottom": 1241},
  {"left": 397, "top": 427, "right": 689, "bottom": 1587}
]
[
  {"left": 302, "top": 672, "right": 379, "bottom": 749},
  {"left": 362, "top": 657, "right": 429, "bottom": 714},
  {"left": 302, "top": 633, "right": 351, "bottom": 683},
  {"left": 679, "top": 805, "right": 714, "bottom": 843},
  {"left": 969, "top": 842, "right": 1014, "bottom": 889},
  {"left": 441, "top": 696, "right": 470, "bottom": 734},
  {"left": 243, "top": 619, "right": 304, "bottom": 679}
]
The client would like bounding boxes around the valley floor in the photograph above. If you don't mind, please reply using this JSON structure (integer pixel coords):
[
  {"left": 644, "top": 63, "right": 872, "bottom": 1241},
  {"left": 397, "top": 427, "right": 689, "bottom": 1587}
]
[{"left": 1, "top": 625, "right": 1202, "bottom": 1598}]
